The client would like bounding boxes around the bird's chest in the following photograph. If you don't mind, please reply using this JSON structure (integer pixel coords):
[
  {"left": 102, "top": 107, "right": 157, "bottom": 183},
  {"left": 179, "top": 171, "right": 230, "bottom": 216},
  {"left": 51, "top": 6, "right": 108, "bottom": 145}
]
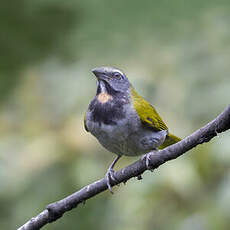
[
  {"left": 87, "top": 98, "right": 129, "bottom": 136},
  {"left": 88, "top": 117, "right": 132, "bottom": 155},
  {"left": 88, "top": 94, "right": 129, "bottom": 126},
  {"left": 86, "top": 97, "right": 137, "bottom": 154},
  {"left": 90, "top": 118, "right": 129, "bottom": 141}
]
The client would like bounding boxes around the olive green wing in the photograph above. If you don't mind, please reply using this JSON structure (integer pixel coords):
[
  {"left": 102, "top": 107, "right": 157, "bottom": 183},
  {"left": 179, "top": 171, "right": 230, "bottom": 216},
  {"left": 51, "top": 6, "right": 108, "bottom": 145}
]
[
  {"left": 131, "top": 86, "right": 168, "bottom": 131},
  {"left": 84, "top": 112, "right": 89, "bottom": 132},
  {"left": 159, "top": 133, "right": 181, "bottom": 149}
]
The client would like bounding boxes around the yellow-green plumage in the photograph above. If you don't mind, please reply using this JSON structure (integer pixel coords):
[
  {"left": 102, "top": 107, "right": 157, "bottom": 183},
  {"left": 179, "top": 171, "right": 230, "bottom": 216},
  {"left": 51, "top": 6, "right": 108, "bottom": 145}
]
[
  {"left": 131, "top": 86, "right": 181, "bottom": 149},
  {"left": 131, "top": 86, "right": 168, "bottom": 131},
  {"left": 159, "top": 133, "right": 181, "bottom": 149}
]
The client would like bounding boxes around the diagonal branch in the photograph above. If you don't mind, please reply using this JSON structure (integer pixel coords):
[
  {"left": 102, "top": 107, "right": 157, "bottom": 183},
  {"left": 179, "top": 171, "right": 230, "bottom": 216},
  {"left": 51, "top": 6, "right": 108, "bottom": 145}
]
[{"left": 18, "top": 105, "right": 230, "bottom": 230}]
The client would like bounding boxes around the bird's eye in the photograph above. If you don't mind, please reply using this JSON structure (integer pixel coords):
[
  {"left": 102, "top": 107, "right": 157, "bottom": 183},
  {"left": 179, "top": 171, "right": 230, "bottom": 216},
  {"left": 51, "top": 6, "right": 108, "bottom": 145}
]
[{"left": 113, "top": 72, "right": 122, "bottom": 79}]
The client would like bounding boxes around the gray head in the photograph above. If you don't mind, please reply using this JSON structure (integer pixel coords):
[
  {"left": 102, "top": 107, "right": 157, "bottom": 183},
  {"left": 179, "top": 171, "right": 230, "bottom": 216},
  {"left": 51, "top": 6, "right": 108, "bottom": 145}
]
[{"left": 92, "top": 66, "right": 130, "bottom": 95}]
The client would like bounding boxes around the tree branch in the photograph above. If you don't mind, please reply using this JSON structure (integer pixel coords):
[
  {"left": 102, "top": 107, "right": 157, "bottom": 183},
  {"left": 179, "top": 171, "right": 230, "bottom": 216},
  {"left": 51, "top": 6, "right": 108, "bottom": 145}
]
[{"left": 18, "top": 105, "right": 230, "bottom": 230}]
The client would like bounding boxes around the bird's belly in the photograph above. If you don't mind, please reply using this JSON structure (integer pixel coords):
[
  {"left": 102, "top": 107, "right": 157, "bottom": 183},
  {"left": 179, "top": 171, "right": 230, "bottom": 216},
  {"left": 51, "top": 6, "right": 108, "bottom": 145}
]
[
  {"left": 89, "top": 119, "right": 131, "bottom": 155},
  {"left": 87, "top": 118, "right": 167, "bottom": 156}
]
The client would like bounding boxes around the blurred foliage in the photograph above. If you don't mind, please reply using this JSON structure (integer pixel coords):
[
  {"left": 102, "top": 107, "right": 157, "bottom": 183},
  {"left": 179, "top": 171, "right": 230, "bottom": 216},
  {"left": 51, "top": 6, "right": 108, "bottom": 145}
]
[
  {"left": 1, "top": 0, "right": 230, "bottom": 230},
  {"left": 0, "top": 0, "right": 81, "bottom": 103}
]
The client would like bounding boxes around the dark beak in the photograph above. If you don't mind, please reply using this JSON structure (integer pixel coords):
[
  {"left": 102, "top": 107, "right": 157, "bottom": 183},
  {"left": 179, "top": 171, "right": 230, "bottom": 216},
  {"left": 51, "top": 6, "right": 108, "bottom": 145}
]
[{"left": 92, "top": 67, "right": 109, "bottom": 80}]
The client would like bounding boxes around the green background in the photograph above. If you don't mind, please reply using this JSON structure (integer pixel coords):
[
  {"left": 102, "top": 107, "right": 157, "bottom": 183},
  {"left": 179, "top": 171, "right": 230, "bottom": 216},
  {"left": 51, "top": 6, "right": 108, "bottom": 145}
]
[{"left": 1, "top": 0, "right": 230, "bottom": 229}]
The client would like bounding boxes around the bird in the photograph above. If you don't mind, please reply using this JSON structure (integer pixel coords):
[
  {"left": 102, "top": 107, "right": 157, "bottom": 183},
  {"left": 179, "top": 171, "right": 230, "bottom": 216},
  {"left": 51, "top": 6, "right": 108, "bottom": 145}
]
[{"left": 84, "top": 66, "right": 181, "bottom": 192}]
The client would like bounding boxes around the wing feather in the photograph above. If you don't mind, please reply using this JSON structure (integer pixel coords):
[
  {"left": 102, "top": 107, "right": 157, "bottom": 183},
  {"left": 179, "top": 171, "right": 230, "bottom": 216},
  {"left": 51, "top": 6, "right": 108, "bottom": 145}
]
[{"left": 131, "top": 86, "right": 168, "bottom": 131}]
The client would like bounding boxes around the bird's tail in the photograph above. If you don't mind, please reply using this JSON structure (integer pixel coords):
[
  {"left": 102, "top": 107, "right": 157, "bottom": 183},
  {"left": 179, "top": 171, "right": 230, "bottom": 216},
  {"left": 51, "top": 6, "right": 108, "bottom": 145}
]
[{"left": 159, "top": 133, "right": 181, "bottom": 149}]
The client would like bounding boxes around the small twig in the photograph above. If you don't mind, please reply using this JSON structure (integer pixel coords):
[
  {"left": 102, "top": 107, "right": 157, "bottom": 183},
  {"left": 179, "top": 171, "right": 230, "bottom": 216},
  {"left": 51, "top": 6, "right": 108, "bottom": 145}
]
[{"left": 18, "top": 105, "right": 230, "bottom": 230}]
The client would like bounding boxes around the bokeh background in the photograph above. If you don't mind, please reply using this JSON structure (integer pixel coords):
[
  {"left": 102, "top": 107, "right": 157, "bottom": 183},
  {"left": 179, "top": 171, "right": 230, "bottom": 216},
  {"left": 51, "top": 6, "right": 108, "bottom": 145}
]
[{"left": 1, "top": 0, "right": 230, "bottom": 229}]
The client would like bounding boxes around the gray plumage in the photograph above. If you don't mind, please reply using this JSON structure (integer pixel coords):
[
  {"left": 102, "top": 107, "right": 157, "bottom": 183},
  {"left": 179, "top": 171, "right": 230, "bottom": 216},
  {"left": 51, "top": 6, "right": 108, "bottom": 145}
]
[{"left": 85, "top": 67, "right": 167, "bottom": 157}]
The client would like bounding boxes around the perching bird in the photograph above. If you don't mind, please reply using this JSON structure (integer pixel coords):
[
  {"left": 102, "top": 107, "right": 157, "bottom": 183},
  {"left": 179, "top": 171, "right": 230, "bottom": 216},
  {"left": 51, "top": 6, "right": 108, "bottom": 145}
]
[{"left": 84, "top": 66, "right": 181, "bottom": 192}]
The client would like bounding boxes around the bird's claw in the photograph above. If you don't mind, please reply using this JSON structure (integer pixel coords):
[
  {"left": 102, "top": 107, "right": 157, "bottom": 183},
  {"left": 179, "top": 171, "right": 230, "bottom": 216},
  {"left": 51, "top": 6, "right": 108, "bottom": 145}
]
[
  {"left": 105, "top": 168, "right": 118, "bottom": 193},
  {"left": 146, "top": 153, "right": 154, "bottom": 171},
  {"left": 142, "top": 152, "right": 154, "bottom": 171}
]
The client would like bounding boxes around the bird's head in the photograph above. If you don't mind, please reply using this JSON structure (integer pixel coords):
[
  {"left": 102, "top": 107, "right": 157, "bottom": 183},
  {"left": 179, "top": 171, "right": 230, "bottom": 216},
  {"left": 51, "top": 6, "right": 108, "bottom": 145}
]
[{"left": 92, "top": 66, "right": 130, "bottom": 96}]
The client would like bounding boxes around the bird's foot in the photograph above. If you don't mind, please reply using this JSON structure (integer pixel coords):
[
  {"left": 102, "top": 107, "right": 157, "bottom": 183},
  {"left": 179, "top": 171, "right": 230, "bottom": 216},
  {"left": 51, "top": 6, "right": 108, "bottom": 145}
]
[
  {"left": 145, "top": 153, "right": 154, "bottom": 171},
  {"left": 142, "top": 150, "right": 157, "bottom": 171},
  {"left": 105, "top": 168, "right": 118, "bottom": 194}
]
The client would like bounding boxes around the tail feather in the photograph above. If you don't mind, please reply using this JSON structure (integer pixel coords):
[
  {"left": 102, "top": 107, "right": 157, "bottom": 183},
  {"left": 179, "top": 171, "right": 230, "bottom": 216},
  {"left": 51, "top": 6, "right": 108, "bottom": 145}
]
[{"left": 159, "top": 133, "right": 181, "bottom": 149}]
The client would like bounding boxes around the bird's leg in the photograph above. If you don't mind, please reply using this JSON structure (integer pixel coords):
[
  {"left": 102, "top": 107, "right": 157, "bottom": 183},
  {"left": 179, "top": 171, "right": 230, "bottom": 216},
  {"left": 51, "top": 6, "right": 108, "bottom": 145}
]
[
  {"left": 142, "top": 149, "right": 158, "bottom": 171},
  {"left": 105, "top": 155, "right": 121, "bottom": 193},
  {"left": 145, "top": 153, "right": 153, "bottom": 171}
]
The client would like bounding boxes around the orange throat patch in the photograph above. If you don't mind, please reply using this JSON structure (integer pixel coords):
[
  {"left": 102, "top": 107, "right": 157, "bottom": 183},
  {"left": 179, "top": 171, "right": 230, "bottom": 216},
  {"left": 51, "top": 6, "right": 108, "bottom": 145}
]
[{"left": 97, "top": 92, "right": 113, "bottom": 104}]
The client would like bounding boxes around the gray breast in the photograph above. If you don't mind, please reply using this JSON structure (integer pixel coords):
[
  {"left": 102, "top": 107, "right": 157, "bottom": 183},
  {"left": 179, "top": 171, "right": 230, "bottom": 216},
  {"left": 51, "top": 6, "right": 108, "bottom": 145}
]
[{"left": 86, "top": 102, "right": 167, "bottom": 157}]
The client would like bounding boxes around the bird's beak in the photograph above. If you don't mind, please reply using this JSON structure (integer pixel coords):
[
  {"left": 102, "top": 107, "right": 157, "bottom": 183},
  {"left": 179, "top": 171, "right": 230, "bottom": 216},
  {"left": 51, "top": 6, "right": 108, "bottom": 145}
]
[{"left": 92, "top": 67, "right": 109, "bottom": 81}]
